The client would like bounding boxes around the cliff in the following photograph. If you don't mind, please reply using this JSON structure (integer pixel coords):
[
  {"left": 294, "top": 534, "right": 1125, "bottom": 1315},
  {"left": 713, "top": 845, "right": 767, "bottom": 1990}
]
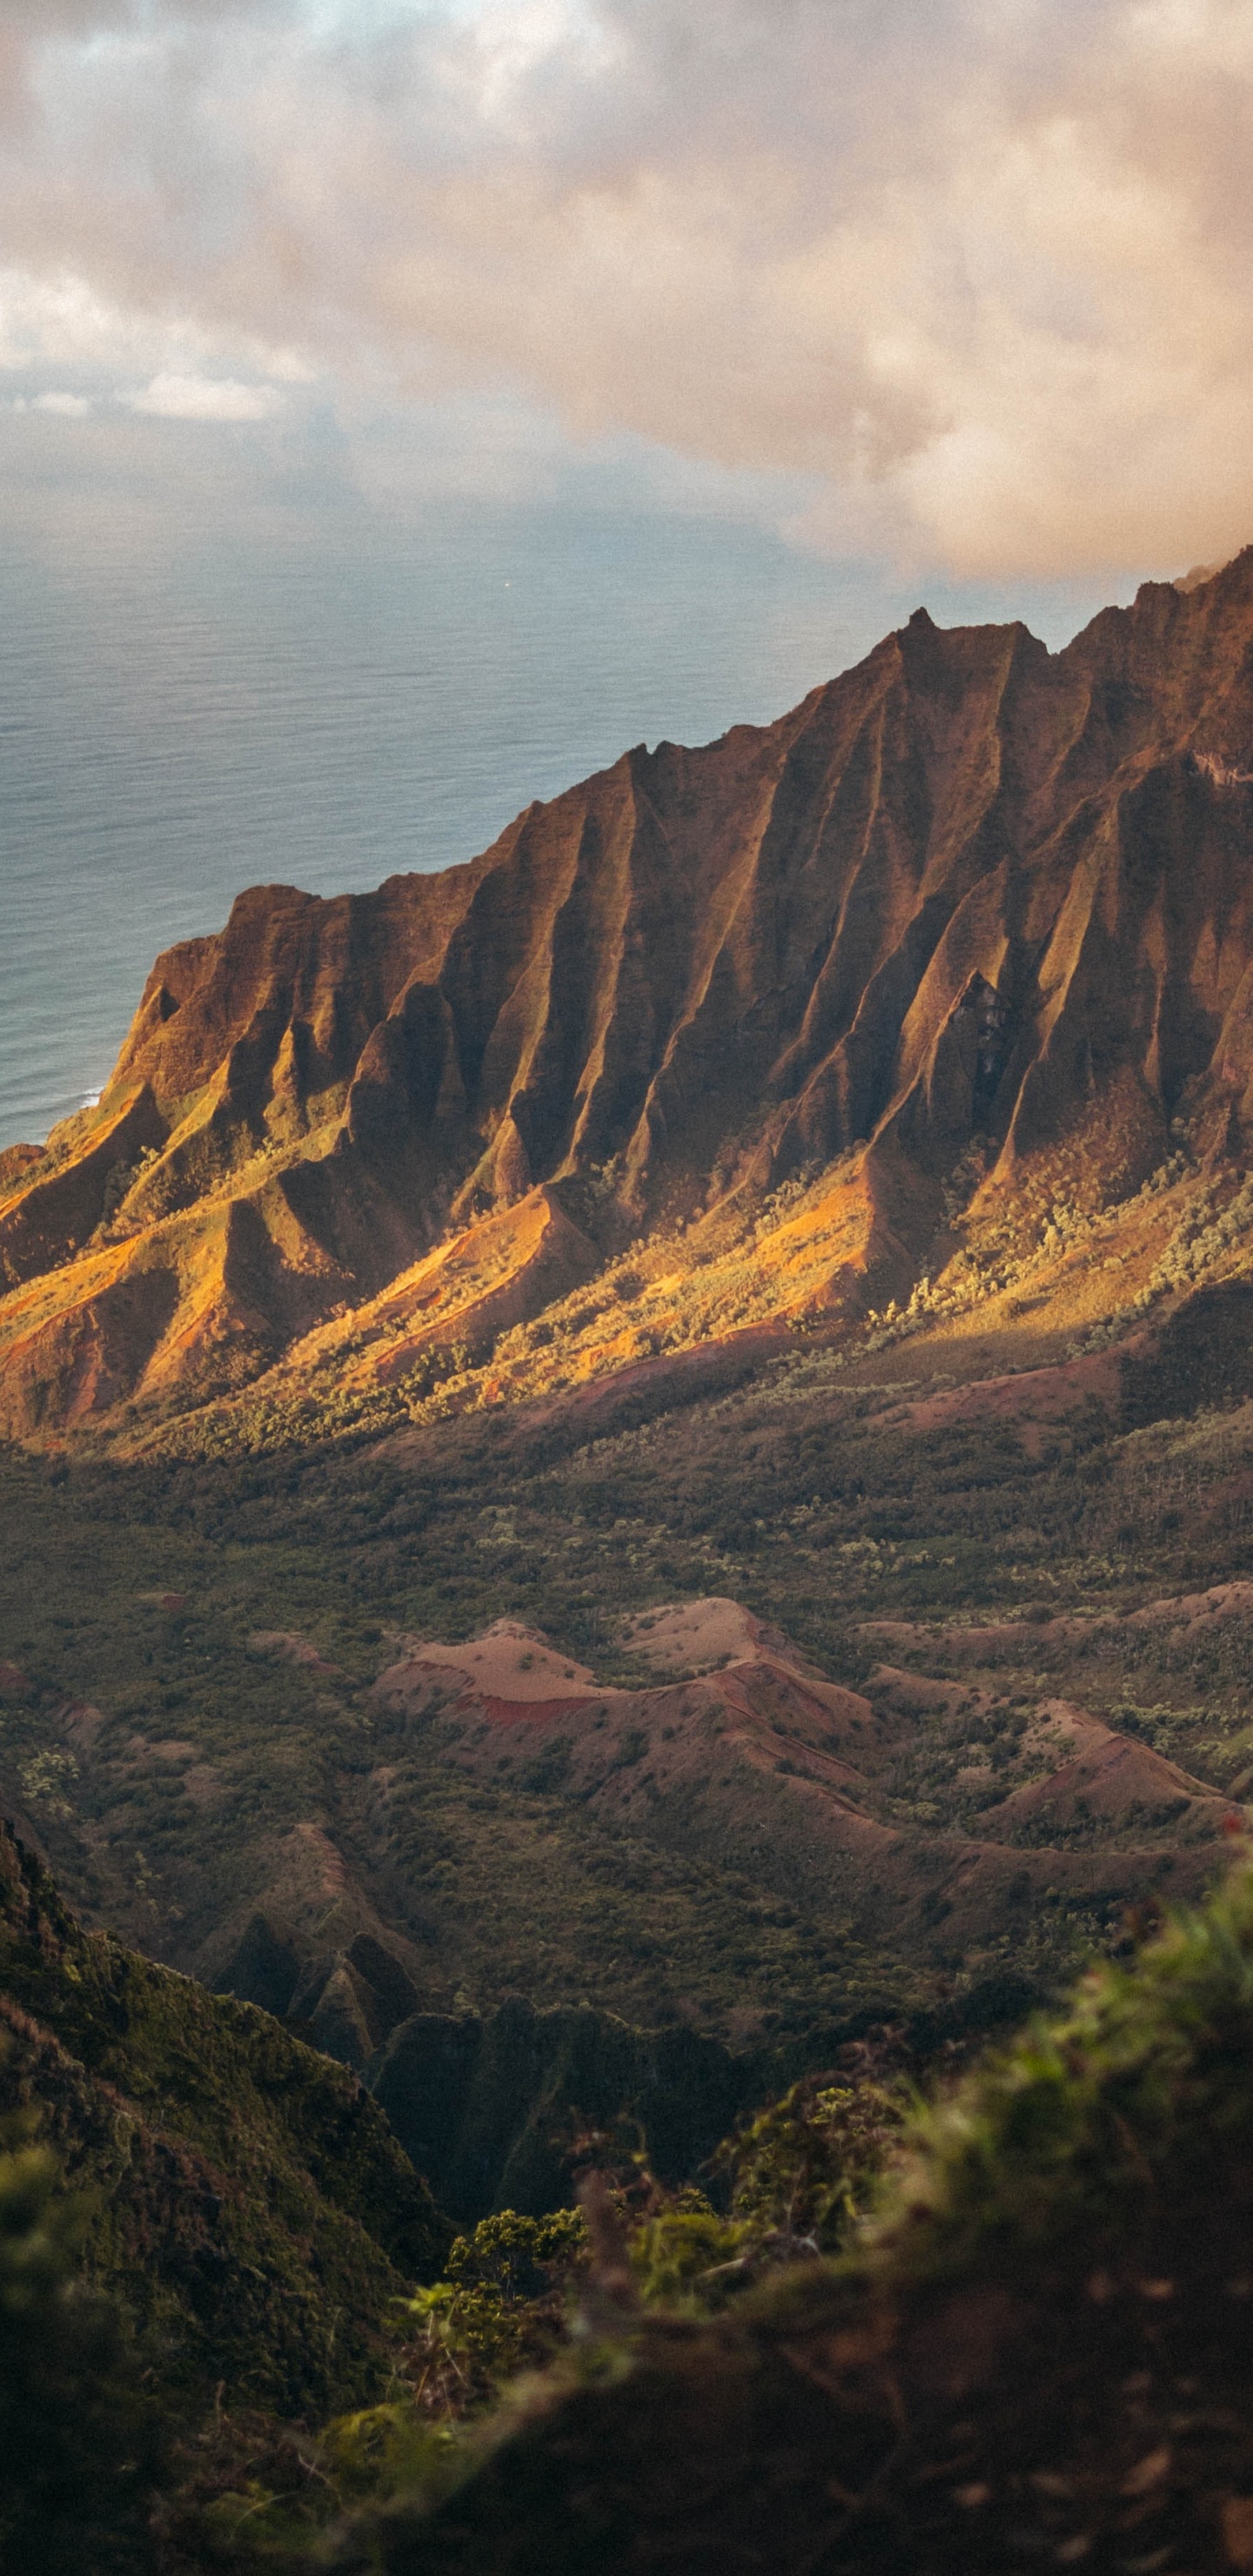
[{"left": 5, "top": 552, "right": 1253, "bottom": 1434}]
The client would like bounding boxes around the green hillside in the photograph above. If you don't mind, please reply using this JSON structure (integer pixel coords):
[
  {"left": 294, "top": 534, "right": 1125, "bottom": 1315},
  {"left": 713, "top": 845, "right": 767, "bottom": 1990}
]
[{"left": 0, "top": 1819, "right": 447, "bottom": 2422}]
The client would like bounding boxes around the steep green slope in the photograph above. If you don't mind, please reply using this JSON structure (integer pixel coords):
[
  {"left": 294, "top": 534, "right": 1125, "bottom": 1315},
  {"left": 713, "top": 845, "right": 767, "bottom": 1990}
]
[
  {"left": 0, "top": 1820, "right": 448, "bottom": 2418},
  {"left": 0, "top": 2132, "right": 165, "bottom": 2576}
]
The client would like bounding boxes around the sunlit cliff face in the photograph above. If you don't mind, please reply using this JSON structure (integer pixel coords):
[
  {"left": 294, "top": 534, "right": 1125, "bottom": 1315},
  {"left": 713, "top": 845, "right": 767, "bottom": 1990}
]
[
  {"left": 1, "top": 0, "right": 1252, "bottom": 576},
  {"left": 6, "top": 553, "right": 1253, "bottom": 1446}
]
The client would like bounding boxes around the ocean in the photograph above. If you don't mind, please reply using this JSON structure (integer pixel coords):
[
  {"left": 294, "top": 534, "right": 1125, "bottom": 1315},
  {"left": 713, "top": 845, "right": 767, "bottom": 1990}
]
[{"left": 0, "top": 496, "right": 1118, "bottom": 1150}]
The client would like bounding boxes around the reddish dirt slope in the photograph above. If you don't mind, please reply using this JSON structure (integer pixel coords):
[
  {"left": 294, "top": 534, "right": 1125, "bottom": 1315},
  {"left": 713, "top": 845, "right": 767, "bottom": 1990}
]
[{"left": 372, "top": 1601, "right": 1237, "bottom": 1948}]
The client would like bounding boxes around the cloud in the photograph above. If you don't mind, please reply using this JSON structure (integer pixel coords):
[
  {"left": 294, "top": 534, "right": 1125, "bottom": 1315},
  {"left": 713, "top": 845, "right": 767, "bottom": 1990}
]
[
  {"left": 124, "top": 370, "right": 283, "bottom": 419},
  {"left": 29, "top": 388, "right": 91, "bottom": 413},
  {"left": 0, "top": 0, "right": 1251, "bottom": 573}
]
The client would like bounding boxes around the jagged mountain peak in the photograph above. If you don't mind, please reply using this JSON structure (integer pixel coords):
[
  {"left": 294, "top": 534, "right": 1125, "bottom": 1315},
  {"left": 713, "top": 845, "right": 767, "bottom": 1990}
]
[{"left": 3, "top": 560, "right": 1253, "bottom": 1439}]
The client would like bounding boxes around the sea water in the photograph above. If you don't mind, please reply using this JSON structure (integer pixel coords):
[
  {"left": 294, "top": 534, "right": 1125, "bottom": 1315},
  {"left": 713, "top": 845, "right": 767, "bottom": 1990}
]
[{"left": 0, "top": 498, "right": 1116, "bottom": 1150}]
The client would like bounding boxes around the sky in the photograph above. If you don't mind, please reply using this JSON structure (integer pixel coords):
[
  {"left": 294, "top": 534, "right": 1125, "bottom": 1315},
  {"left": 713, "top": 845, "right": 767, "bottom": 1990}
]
[{"left": 1, "top": 0, "right": 1251, "bottom": 593}]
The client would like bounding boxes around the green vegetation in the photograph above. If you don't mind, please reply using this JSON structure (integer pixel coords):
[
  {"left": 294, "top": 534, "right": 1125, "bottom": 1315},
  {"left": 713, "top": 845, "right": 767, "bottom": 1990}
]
[
  {"left": 878, "top": 1858, "right": 1253, "bottom": 2278},
  {"left": 3, "top": 1271, "right": 1253, "bottom": 2563},
  {"left": 24, "top": 1857, "right": 1253, "bottom": 2571},
  {"left": 401, "top": 2209, "right": 591, "bottom": 2409},
  {"left": 0, "top": 1822, "right": 448, "bottom": 2425},
  {"left": 4, "top": 1261, "right": 1253, "bottom": 2044},
  {"left": 328, "top": 1861, "right": 1253, "bottom": 2574},
  {"left": 6, "top": 1173, "right": 1253, "bottom": 2563},
  {"left": 0, "top": 2121, "right": 162, "bottom": 2574},
  {"left": 155, "top": 2066, "right": 908, "bottom": 2566}
]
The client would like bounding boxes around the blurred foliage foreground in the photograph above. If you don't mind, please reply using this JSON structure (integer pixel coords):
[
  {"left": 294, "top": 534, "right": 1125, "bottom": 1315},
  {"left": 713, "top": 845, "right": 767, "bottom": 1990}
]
[{"left": 19, "top": 1861, "right": 1253, "bottom": 2572}]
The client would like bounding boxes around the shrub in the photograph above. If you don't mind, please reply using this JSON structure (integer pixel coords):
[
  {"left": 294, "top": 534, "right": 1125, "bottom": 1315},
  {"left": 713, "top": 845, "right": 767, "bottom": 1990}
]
[
  {"left": 325, "top": 1862, "right": 1253, "bottom": 2575},
  {"left": 0, "top": 2130, "right": 162, "bottom": 2575}
]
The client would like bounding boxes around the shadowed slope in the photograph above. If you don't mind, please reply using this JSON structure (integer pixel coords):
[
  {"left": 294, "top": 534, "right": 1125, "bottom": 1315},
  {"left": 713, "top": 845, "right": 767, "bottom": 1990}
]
[{"left": 0, "top": 1818, "right": 448, "bottom": 2418}]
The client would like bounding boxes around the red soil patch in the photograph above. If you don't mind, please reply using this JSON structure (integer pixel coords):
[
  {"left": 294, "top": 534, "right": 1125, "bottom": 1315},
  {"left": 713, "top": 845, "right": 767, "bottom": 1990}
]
[
  {"left": 374, "top": 1619, "right": 604, "bottom": 1718},
  {"left": 891, "top": 1347, "right": 1123, "bottom": 1446},
  {"left": 476, "top": 1694, "right": 598, "bottom": 1728}
]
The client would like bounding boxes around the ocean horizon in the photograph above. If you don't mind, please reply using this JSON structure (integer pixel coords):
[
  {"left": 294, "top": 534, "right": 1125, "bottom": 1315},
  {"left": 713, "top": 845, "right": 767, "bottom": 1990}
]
[{"left": 1, "top": 498, "right": 1123, "bottom": 1152}]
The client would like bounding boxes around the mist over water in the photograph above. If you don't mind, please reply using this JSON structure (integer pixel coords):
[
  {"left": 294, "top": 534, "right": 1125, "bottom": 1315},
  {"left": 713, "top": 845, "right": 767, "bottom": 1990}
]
[{"left": 0, "top": 500, "right": 1122, "bottom": 1150}]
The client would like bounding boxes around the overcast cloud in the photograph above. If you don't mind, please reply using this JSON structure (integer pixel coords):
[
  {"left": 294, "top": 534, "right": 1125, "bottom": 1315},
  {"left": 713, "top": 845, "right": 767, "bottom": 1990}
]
[{"left": 1, "top": 0, "right": 1251, "bottom": 574}]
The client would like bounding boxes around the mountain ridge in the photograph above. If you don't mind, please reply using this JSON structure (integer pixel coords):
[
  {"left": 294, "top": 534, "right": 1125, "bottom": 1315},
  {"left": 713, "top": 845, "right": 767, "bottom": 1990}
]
[{"left": 6, "top": 549, "right": 1253, "bottom": 1439}]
